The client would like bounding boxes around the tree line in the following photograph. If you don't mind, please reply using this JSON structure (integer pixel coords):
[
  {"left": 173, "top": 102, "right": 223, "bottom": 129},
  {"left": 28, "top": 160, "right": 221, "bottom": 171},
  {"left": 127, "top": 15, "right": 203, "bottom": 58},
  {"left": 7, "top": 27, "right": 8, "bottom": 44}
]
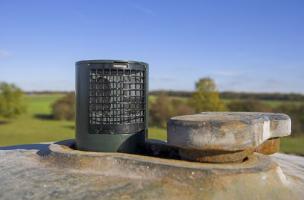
[
  {"left": 1, "top": 80, "right": 303, "bottom": 137},
  {"left": 149, "top": 78, "right": 304, "bottom": 137},
  {"left": 27, "top": 90, "right": 304, "bottom": 101},
  {"left": 150, "top": 91, "right": 304, "bottom": 101}
]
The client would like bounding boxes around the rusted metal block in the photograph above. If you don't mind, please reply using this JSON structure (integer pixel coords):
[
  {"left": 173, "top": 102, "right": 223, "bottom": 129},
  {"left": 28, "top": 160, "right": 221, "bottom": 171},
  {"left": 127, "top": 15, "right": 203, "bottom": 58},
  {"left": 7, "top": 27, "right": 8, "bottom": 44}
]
[
  {"left": 145, "top": 138, "right": 279, "bottom": 163},
  {"left": 145, "top": 139, "right": 253, "bottom": 163},
  {"left": 178, "top": 138, "right": 280, "bottom": 162},
  {"left": 179, "top": 148, "right": 254, "bottom": 163},
  {"left": 255, "top": 138, "right": 280, "bottom": 155}
]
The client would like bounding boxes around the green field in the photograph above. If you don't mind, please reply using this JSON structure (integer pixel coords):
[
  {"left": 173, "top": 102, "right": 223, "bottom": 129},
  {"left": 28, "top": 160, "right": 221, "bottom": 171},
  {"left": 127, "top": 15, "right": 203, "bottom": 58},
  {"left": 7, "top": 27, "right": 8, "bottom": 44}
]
[
  {"left": 280, "top": 137, "right": 304, "bottom": 155},
  {"left": 0, "top": 94, "right": 74, "bottom": 145},
  {"left": 0, "top": 94, "right": 302, "bottom": 155},
  {"left": 0, "top": 94, "right": 166, "bottom": 146}
]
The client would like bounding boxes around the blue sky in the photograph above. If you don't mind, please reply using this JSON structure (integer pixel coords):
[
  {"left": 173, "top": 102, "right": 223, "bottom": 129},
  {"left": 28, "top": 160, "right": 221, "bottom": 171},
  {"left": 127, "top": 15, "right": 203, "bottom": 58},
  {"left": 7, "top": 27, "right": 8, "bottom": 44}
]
[{"left": 0, "top": 0, "right": 303, "bottom": 93}]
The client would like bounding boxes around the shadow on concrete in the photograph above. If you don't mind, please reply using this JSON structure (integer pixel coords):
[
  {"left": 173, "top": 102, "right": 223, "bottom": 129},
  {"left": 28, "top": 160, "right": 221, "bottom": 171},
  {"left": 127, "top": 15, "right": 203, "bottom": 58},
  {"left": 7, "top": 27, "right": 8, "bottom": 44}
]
[
  {"left": 0, "top": 143, "right": 51, "bottom": 156},
  {"left": 0, "top": 139, "right": 183, "bottom": 161},
  {"left": 0, "top": 139, "right": 75, "bottom": 156}
]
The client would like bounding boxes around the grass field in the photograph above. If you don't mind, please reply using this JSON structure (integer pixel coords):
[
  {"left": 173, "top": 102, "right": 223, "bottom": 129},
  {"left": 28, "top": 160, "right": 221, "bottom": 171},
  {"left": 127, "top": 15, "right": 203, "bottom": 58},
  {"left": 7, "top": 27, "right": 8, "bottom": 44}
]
[
  {"left": 0, "top": 94, "right": 166, "bottom": 146},
  {"left": 0, "top": 94, "right": 302, "bottom": 155},
  {"left": 0, "top": 94, "right": 74, "bottom": 146}
]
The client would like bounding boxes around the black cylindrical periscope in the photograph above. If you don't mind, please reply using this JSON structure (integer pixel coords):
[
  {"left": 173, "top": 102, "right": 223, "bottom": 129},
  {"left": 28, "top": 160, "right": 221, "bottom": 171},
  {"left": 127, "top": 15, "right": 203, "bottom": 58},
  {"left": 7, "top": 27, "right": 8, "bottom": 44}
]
[{"left": 76, "top": 60, "right": 148, "bottom": 152}]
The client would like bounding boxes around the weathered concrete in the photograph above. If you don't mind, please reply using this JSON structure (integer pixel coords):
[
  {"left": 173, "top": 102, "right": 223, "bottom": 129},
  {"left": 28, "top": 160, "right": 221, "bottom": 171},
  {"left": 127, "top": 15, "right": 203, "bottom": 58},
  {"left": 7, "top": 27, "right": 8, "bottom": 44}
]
[
  {"left": 0, "top": 141, "right": 303, "bottom": 200},
  {"left": 167, "top": 112, "right": 291, "bottom": 151}
]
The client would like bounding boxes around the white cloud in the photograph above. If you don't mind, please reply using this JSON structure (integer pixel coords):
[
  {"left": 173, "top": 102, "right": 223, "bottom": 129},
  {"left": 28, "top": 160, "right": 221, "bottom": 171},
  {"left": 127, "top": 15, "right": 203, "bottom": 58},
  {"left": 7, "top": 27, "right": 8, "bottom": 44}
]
[
  {"left": 0, "top": 49, "right": 11, "bottom": 59},
  {"left": 132, "top": 4, "right": 156, "bottom": 16}
]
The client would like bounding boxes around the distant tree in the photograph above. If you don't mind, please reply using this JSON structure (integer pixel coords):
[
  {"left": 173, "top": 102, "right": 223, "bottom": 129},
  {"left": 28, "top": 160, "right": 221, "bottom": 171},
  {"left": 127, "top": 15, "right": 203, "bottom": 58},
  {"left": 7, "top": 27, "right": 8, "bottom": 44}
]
[
  {"left": 149, "top": 90, "right": 193, "bottom": 98},
  {"left": 220, "top": 91, "right": 304, "bottom": 101},
  {"left": 171, "top": 99, "right": 195, "bottom": 116},
  {"left": 149, "top": 93, "right": 173, "bottom": 128},
  {"left": 274, "top": 103, "right": 304, "bottom": 137},
  {"left": 227, "top": 100, "right": 272, "bottom": 112},
  {"left": 150, "top": 91, "right": 304, "bottom": 101},
  {"left": 189, "top": 77, "right": 226, "bottom": 112},
  {"left": 149, "top": 95, "right": 195, "bottom": 128},
  {"left": 52, "top": 93, "right": 75, "bottom": 120},
  {"left": 0, "top": 82, "right": 26, "bottom": 118}
]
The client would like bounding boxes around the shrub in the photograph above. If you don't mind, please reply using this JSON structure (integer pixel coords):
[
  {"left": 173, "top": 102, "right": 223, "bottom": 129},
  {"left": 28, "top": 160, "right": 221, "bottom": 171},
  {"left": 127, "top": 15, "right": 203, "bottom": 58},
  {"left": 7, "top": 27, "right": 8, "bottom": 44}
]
[
  {"left": 171, "top": 99, "right": 195, "bottom": 116},
  {"left": 149, "top": 93, "right": 172, "bottom": 128},
  {"left": 227, "top": 99, "right": 272, "bottom": 112},
  {"left": 189, "top": 77, "right": 226, "bottom": 112},
  {"left": 149, "top": 95, "right": 194, "bottom": 128},
  {"left": 0, "top": 82, "right": 26, "bottom": 118},
  {"left": 52, "top": 93, "right": 75, "bottom": 120},
  {"left": 274, "top": 103, "right": 304, "bottom": 137}
]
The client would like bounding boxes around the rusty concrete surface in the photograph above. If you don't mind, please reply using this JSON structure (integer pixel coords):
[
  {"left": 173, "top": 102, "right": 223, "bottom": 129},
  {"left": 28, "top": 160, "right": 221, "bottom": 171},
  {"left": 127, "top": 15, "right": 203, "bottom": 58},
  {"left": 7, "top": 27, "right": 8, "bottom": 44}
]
[
  {"left": 0, "top": 140, "right": 303, "bottom": 200},
  {"left": 179, "top": 148, "right": 253, "bottom": 163},
  {"left": 167, "top": 112, "right": 291, "bottom": 151}
]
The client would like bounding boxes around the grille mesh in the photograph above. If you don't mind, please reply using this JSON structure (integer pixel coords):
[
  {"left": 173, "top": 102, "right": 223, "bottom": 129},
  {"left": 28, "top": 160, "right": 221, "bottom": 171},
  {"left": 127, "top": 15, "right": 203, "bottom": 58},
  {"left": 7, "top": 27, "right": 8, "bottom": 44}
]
[{"left": 88, "top": 68, "right": 145, "bottom": 134}]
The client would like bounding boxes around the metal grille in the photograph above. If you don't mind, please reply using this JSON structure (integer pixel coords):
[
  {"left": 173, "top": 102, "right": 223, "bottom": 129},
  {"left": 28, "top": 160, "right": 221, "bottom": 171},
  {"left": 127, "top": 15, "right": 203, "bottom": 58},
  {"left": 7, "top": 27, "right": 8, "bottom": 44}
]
[{"left": 88, "top": 68, "right": 146, "bottom": 134}]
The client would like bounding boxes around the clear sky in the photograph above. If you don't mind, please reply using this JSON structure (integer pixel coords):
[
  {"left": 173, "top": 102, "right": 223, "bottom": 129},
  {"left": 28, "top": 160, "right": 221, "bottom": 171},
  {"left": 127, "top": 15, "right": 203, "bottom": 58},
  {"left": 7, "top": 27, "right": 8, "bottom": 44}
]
[{"left": 0, "top": 0, "right": 303, "bottom": 93}]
